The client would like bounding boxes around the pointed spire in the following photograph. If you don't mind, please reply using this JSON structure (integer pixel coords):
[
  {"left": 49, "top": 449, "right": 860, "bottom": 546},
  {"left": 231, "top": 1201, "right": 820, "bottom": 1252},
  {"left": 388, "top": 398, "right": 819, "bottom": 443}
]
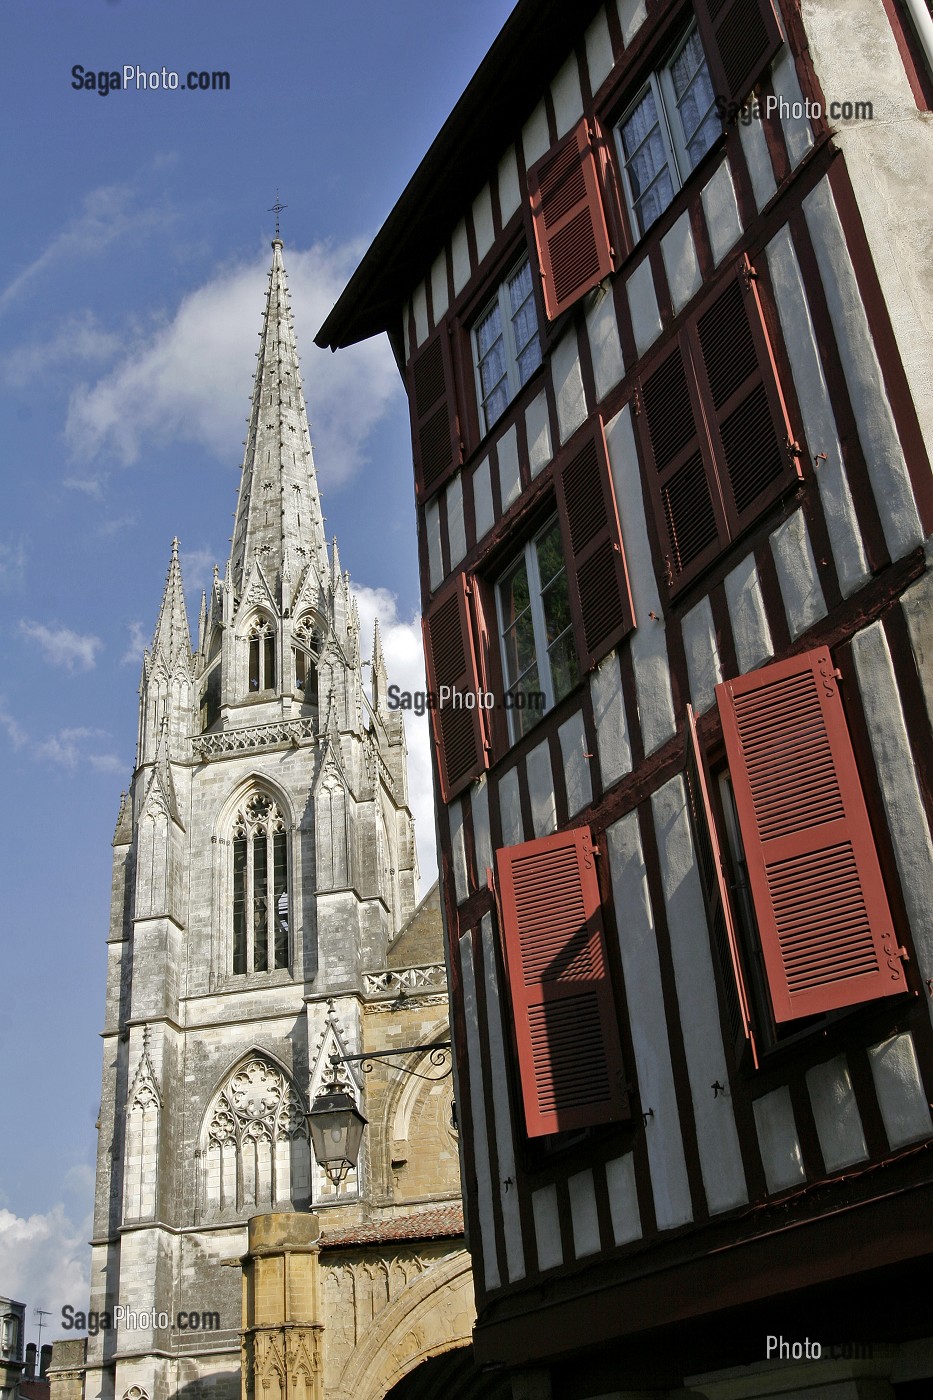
[
  {"left": 150, "top": 538, "right": 192, "bottom": 667},
  {"left": 229, "top": 240, "right": 328, "bottom": 601},
  {"left": 372, "top": 618, "right": 389, "bottom": 712}
]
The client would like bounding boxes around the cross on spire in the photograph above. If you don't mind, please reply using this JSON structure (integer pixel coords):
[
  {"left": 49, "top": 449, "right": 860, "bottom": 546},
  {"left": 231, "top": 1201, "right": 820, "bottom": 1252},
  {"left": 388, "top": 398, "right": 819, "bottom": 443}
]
[{"left": 268, "top": 194, "right": 287, "bottom": 241}]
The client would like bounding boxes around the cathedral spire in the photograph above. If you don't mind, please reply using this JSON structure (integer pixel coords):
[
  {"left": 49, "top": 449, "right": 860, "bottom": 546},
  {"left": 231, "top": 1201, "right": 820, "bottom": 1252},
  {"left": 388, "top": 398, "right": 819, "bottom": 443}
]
[
  {"left": 229, "top": 240, "right": 328, "bottom": 601},
  {"left": 150, "top": 537, "right": 192, "bottom": 667}
]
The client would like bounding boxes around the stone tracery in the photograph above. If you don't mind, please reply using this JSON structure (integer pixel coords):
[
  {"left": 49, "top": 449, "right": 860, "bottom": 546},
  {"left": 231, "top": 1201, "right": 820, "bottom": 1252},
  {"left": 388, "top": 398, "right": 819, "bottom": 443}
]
[{"left": 201, "top": 1056, "right": 310, "bottom": 1218}]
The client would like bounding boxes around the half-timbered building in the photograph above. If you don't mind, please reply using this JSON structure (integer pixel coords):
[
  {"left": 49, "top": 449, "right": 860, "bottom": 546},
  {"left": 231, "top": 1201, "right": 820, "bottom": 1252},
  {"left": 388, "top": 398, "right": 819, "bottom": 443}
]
[{"left": 317, "top": 1, "right": 933, "bottom": 1395}]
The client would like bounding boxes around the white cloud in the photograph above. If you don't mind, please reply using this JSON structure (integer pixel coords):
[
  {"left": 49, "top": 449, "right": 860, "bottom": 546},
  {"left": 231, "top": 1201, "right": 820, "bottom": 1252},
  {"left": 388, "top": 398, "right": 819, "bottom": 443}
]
[
  {"left": 2, "top": 311, "right": 121, "bottom": 387},
  {"left": 19, "top": 620, "right": 103, "bottom": 671},
  {"left": 66, "top": 239, "right": 401, "bottom": 489},
  {"left": 0, "top": 177, "right": 175, "bottom": 314},
  {"left": 0, "top": 701, "right": 29, "bottom": 749},
  {"left": 353, "top": 583, "right": 437, "bottom": 890},
  {"left": 121, "top": 620, "right": 148, "bottom": 666},
  {"left": 180, "top": 545, "right": 219, "bottom": 598},
  {"left": 0, "top": 538, "right": 27, "bottom": 591},
  {"left": 0, "top": 702, "right": 123, "bottom": 775},
  {"left": 0, "top": 1203, "right": 92, "bottom": 1340}
]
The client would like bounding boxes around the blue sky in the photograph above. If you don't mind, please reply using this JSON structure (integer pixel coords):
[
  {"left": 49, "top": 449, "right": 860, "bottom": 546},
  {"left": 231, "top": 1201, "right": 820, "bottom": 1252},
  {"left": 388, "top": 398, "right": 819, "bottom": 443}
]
[{"left": 0, "top": 0, "right": 515, "bottom": 1336}]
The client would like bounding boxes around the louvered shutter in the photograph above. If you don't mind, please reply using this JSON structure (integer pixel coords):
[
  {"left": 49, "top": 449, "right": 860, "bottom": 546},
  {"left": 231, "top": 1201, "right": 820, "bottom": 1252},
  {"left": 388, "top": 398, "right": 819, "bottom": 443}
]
[
  {"left": 527, "top": 118, "right": 615, "bottom": 321},
  {"left": 717, "top": 648, "right": 908, "bottom": 1023},
  {"left": 694, "top": 0, "right": 784, "bottom": 111},
  {"left": 496, "top": 829, "right": 628, "bottom": 1137},
  {"left": 687, "top": 262, "right": 800, "bottom": 538},
  {"left": 407, "top": 326, "right": 461, "bottom": 502},
  {"left": 423, "top": 575, "right": 488, "bottom": 802},
  {"left": 685, "top": 705, "right": 758, "bottom": 1067},
  {"left": 555, "top": 421, "right": 635, "bottom": 670},
  {"left": 635, "top": 339, "right": 728, "bottom": 591}
]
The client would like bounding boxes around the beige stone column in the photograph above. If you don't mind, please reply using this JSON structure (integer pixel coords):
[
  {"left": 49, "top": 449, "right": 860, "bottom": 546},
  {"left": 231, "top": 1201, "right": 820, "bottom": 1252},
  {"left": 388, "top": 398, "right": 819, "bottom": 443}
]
[{"left": 241, "top": 1213, "right": 324, "bottom": 1400}]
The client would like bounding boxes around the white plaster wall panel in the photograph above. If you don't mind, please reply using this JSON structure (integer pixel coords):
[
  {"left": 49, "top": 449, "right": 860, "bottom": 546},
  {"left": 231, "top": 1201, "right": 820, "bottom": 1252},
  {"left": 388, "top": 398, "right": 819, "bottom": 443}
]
[
  {"left": 471, "top": 779, "right": 492, "bottom": 880},
  {"left": 605, "top": 1152, "right": 642, "bottom": 1245},
  {"left": 430, "top": 249, "right": 450, "bottom": 323},
  {"left": 681, "top": 596, "right": 723, "bottom": 714},
  {"left": 448, "top": 799, "right": 469, "bottom": 904},
  {"left": 765, "top": 225, "right": 870, "bottom": 597},
  {"left": 806, "top": 1056, "right": 869, "bottom": 1170},
  {"left": 425, "top": 499, "right": 443, "bottom": 592},
  {"left": 902, "top": 564, "right": 933, "bottom": 734},
  {"left": 617, "top": 0, "right": 647, "bottom": 46},
  {"left": 473, "top": 457, "right": 495, "bottom": 542},
  {"left": 523, "top": 100, "right": 551, "bottom": 169},
  {"left": 472, "top": 185, "right": 495, "bottom": 266},
  {"left": 660, "top": 211, "right": 701, "bottom": 315},
  {"left": 652, "top": 777, "right": 748, "bottom": 1213},
  {"left": 559, "top": 710, "right": 594, "bottom": 816},
  {"left": 585, "top": 8, "right": 615, "bottom": 93},
  {"left": 770, "top": 48, "right": 814, "bottom": 167},
  {"left": 586, "top": 290, "right": 626, "bottom": 401},
  {"left": 607, "top": 811, "right": 693, "bottom": 1229},
  {"left": 402, "top": 305, "right": 410, "bottom": 363},
  {"left": 451, "top": 219, "right": 472, "bottom": 297},
  {"left": 869, "top": 1032, "right": 933, "bottom": 1148},
  {"left": 526, "top": 740, "right": 557, "bottom": 838},
  {"left": 803, "top": 178, "right": 924, "bottom": 559},
  {"left": 459, "top": 932, "right": 501, "bottom": 1289},
  {"left": 497, "top": 424, "right": 522, "bottom": 509},
  {"left": 552, "top": 329, "right": 588, "bottom": 443},
  {"left": 626, "top": 258, "right": 663, "bottom": 356},
  {"left": 738, "top": 112, "right": 777, "bottom": 211},
  {"left": 498, "top": 767, "right": 524, "bottom": 848},
  {"left": 701, "top": 160, "right": 743, "bottom": 267},
  {"left": 498, "top": 145, "right": 521, "bottom": 225},
  {"left": 568, "top": 1170, "right": 601, "bottom": 1258},
  {"left": 851, "top": 622, "right": 933, "bottom": 1030},
  {"left": 532, "top": 1183, "right": 563, "bottom": 1271},
  {"left": 552, "top": 54, "right": 585, "bottom": 139},
  {"left": 591, "top": 652, "right": 632, "bottom": 788},
  {"left": 605, "top": 405, "right": 677, "bottom": 752},
  {"left": 526, "top": 390, "right": 554, "bottom": 478},
  {"left": 481, "top": 914, "right": 526, "bottom": 1281},
  {"left": 725, "top": 554, "right": 773, "bottom": 674},
  {"left": 752, "top": 1087, "right": 806, "bottom": 1193},
  {"left": 412, "top": 282, "right": 429, "bottom": 349},
  {"left": 799, "top": 0, "right": 933, "bottom": 471},
  {"left": 770, "top": 508, "right": 827, "bottom": 638},
  {"left": 446, "top": 474, "right": 466, "bottom": 569}
]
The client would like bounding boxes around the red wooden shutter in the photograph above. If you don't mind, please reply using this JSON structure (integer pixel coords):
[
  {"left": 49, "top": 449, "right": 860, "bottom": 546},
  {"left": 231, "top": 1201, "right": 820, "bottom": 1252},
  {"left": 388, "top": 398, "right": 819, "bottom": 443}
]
[
  {"left": 496, "top": 828, "right": 628, "bottom": 1137},
  {"left": 555, "top": 420, "right": 635, "bottom": 670},
  {"left": 527, "top": 118, "right": 614, "bottom": 321},
  {"left": 407, "top": 326, "right": 461, "bottom": 502},
  {"left": 423, "top": 575, "right": 488, "bottom": 802},
  {"left": 688, "top": 262, "right": 800, "bottom": 538},
  {"left": 694, "top": 0, "right": 784, "bottom": 111},
  {"left": 635, "top": 340, "right": 728, "bottom": 591},
  {"left": 685, "top": 705, "right": 758, "bottom": 1067},
  {"left": 717, "top": 648, "right": 908, "bottom": 1023}
]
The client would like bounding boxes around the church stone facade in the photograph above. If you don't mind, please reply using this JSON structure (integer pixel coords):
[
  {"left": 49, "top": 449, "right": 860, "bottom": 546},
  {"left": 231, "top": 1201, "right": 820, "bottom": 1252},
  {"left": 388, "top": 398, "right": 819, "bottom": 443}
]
[{"left": 50, "top": 240, "right": 470, "bottom": 1400}]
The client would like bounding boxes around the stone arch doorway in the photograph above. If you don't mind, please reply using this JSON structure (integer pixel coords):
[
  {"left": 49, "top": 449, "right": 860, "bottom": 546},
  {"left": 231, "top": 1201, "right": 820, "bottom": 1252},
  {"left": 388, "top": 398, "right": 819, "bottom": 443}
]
[{"left": 382, "top": 1347, "right": 511, "bottom": 1400}]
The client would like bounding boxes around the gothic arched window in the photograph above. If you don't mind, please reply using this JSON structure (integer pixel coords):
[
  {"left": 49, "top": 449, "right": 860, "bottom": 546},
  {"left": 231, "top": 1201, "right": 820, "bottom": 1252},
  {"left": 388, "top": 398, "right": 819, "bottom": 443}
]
[
  {"left": 292, "top": 614, "right": 321, "bottom": 705},
  {"left": 248, "top": 616, "right": 276, "bottom": 692},
  {"left": 232, "top": 793, "right": 289, "bottom": 974},
  {"left": 201, "top": 1056, "right": 310, "bottom": 1218}
]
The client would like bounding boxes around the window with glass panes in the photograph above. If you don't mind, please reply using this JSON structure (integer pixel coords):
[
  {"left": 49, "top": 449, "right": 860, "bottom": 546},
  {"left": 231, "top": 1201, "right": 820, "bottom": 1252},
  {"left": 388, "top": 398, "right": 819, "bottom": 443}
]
[
  {"left": 232, "top": 793, "right": 290, "bottom": 975},
  {"left": 473, "top": 258, "right": 542, "bottom": 435},
  {"left": 497, "top": 519, "right": 578, "bottom": 742},
  {"left": 617, "top": 25, "right": 719, "bottom": 237}
]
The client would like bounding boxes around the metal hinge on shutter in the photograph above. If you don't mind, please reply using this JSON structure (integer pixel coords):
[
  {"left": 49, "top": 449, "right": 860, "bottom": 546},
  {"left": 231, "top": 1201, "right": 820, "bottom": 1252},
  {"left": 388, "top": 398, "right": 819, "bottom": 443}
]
[{"left": 631, "top": 387, "right": 642, "bottom": 418}]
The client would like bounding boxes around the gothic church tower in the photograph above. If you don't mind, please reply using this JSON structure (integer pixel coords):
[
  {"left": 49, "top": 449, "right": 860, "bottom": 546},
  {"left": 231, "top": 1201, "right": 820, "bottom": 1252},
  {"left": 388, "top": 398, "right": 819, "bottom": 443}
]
[{"left": 84, "top": 240, "right": 422, "bottom": 1400}]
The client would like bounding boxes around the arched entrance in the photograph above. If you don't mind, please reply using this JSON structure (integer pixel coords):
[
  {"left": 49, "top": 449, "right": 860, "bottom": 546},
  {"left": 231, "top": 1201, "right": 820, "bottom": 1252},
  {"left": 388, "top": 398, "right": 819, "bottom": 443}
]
[{"left": 383, "top": 1347, "right": 511, "bottom": 1400}]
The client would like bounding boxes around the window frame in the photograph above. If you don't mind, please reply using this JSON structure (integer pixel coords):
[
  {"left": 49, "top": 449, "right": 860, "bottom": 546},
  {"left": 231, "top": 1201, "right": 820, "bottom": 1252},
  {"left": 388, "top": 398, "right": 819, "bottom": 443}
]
[
  {"left": 494, "top": 515, "right": 578, "bottom": 744},
  {"left": 614, "top": 20, "right": 718, "bottom": 239},
  {"left": 471, "top": 254, "right": 543, "bottom": 438},
  {"left": 231, "top": 793, "right": 291, "bottom": 977},
  {"left": 247, "top": 614, "right": 277, "bottom": 694}
]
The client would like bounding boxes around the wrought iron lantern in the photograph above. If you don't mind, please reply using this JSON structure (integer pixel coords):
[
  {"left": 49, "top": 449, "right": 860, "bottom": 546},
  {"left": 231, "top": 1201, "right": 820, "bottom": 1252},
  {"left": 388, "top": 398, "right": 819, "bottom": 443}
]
[{"left": 306, "top": 1080, "right": 368, "bottom": 1186}]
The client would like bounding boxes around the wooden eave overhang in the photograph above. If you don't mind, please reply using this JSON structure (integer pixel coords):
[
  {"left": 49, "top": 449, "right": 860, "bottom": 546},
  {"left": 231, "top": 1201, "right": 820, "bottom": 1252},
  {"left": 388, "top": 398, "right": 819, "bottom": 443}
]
[{"left": 314, "top": 0, "right": 604, "bottom": 351}]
